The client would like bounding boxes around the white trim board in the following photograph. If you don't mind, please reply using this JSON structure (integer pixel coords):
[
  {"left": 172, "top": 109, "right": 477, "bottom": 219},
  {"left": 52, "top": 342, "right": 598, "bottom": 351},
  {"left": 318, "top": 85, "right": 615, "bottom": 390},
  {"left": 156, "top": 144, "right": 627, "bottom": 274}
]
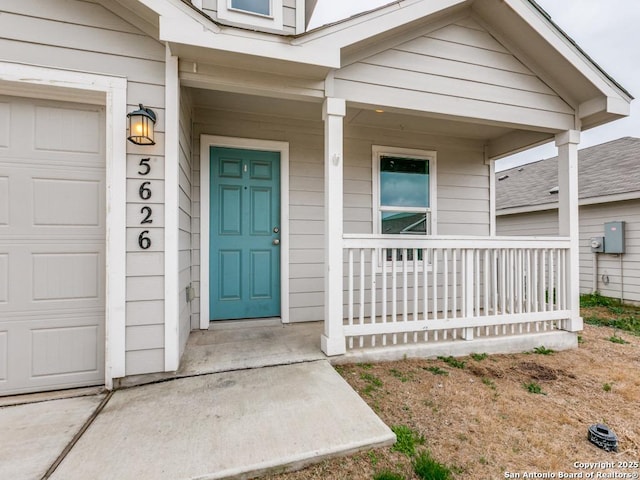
[
  {"left": 164, "top": 47, "right": 180, "bottom": 372},
  {"left": 0, "top": 61, "right": 128, "bottom": 390},
  {"left": 199, "top": 135, "right": 290, "bottom": 329}
]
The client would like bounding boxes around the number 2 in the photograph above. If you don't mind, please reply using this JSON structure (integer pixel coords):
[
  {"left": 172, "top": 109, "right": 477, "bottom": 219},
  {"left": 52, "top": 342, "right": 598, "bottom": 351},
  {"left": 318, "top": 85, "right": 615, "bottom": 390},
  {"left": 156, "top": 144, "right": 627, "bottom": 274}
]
[{"left": 140, "top": 206, "right": 153, "bottom": 224}]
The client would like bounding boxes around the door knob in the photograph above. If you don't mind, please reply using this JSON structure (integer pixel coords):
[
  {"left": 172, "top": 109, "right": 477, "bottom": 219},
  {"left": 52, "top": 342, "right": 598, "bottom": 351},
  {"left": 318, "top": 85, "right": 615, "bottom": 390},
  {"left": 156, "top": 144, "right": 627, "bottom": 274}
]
[{"left": 273, "top": 239, "right": 280, "bottom": 245}]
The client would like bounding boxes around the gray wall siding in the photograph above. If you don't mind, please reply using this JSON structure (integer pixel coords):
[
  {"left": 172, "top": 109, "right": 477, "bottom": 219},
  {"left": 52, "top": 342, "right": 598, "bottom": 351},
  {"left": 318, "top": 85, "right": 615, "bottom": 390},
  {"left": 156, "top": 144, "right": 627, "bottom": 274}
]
[
  {"left": 0, "top": 0, "right": 168, "bottom": 376},
  {"left": 334, "top": 17, "right": 573, "bottom": 130},
  {"left": 496, "top": 209, "right": 559, "bottom": 237},
  {"left": 178, "top": 89, "right": 194, "bottom": 357},
  {"left": 496, "top": 199, "right": 640, "bottom": 302},
  {"left": 192, "top": 106, "right": 487, "bottom": 324}
]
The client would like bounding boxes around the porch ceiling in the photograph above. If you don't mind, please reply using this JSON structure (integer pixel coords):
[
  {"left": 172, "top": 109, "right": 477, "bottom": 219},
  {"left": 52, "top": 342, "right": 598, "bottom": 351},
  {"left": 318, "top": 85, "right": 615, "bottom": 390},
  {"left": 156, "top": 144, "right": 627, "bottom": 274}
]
[{"left": 189, "top": 88, "right": 514, "bottom": 142}]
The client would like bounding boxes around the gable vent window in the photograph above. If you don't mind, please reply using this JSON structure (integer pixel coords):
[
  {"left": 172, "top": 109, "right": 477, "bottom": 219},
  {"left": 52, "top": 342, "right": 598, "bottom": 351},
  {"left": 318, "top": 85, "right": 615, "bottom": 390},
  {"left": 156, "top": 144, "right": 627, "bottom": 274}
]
[
  {"left": 218, "top": 0, "right": 282, "bottom": 29},
  {"left": 231, "top": 0, "right": 270, "bottom": 16}
]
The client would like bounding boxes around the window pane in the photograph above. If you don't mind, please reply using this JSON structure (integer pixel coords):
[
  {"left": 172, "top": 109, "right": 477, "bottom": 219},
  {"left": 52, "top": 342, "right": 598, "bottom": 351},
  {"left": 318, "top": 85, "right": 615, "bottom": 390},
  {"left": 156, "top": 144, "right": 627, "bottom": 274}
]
[
  {"left": 381, "top": 212, "right": 427, "bottom": 235},
  {"left": 380, "top": 156, "right": 429, "bottom": 208},
  {"left": 231, "top": 0, "right": 270, "bottom": 15}
]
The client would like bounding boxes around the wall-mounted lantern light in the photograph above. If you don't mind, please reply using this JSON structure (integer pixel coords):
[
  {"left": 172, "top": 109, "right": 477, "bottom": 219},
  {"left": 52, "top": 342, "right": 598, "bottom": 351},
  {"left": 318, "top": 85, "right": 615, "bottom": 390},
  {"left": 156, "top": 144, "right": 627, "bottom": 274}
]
[{"left": 127, "top": 104, "right": 156, "bottom": 145}]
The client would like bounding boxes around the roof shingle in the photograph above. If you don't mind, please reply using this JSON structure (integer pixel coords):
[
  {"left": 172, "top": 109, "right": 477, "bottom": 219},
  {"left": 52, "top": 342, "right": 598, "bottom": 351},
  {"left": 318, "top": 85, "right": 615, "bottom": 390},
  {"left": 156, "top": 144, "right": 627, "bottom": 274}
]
[{"left": 496, "top": 137, "right": 640, "bottom": 210}]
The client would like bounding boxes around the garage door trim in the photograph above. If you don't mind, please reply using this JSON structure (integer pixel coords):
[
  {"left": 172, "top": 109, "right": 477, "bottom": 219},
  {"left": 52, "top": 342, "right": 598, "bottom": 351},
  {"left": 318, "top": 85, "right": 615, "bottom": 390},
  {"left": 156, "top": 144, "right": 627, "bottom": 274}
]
[{"left": 0, "top": 61, "right": 127, "bottom": 388}]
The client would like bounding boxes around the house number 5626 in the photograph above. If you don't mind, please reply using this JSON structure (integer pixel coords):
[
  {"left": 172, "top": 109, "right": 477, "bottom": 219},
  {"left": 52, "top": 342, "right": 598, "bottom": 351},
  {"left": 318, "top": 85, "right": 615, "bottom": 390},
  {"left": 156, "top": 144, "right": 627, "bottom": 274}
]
[{"left": 137, "top": 158, "right": 152, "bottom": 249}]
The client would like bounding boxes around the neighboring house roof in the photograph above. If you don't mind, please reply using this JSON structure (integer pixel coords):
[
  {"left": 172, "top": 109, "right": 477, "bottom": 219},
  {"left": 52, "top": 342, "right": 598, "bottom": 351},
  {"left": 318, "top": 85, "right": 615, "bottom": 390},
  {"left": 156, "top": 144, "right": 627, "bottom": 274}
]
[{"left": 496, "top": 137, "right": 640, "bottom": 213}]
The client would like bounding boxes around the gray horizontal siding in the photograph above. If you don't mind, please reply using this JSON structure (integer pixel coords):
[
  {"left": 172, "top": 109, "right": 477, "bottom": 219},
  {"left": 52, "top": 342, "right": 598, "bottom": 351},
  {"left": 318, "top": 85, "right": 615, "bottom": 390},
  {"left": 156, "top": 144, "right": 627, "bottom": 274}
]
[{"left": 334, "top": 17, "right": 573, "bottom": 129}]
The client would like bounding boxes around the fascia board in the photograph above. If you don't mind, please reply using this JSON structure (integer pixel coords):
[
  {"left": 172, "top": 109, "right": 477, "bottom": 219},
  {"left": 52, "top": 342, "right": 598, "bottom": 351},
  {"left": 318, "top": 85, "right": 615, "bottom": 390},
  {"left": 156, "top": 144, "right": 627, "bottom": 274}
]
[
  {"left": 579, "top": 96, "right": 631, "bottom": 120},
  {"left": 293, "top": 0, "right": 469, "bottom": 48},
  {"left": 503, "top": 0, "right": 632, "bottom": 103}
]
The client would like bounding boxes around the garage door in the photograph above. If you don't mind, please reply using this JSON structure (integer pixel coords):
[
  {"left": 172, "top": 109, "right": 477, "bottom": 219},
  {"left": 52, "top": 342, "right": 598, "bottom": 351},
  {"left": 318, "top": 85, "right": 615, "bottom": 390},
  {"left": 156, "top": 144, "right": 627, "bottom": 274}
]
[{"left": 0, "top": 95, "right": 105, "bottom": 396}]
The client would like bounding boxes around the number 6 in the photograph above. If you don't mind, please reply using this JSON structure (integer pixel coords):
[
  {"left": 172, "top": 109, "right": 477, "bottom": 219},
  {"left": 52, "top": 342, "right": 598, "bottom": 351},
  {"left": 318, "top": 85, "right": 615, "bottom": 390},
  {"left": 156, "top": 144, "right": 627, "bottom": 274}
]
[
  {"left": 139, "top": 181, "right": 152, "bottom": 200},
  {"left": 138, "top": 230, "right": 151, "bottom": 249}
]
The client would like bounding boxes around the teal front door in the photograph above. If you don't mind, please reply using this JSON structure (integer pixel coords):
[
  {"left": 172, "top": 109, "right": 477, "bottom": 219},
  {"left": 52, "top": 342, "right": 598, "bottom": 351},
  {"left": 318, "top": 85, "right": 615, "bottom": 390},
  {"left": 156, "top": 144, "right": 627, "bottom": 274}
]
[{"left": 210, "top": 147, "right": 281, "bottom": 320}]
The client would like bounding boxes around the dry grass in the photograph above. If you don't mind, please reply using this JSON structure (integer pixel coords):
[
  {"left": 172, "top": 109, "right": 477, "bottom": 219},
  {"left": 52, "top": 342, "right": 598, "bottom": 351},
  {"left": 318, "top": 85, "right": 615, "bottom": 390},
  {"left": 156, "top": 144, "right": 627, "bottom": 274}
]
[{"left": 265, "top": 316, "right": 640, "bottom": 480}]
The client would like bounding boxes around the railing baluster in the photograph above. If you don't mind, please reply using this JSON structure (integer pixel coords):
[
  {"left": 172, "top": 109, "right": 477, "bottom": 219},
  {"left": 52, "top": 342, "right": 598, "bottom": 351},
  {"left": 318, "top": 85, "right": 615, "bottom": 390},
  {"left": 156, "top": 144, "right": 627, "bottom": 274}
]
[
  {"left": 370, "top": 248, "right": 376, "bottom": 347},
  {"left": 475, "top": 249, "right": 480, "bottom": 317},
  {"left": 381, "top": 248, "right": 387, "bottom": 346},
  {"left": 461, "top": 249, "right": 466, "bottom": 317},
  {"left": 443, "top": 249, "right": 449, "bottom": 320},
  {"left": 491, "top": 248, "right": 500, "bottom": 315},
  {"left": 452, "top": 249, "right": 457, "bottom": 319},
  {"left": 483, "top": 249, "right": 489, "bottom": 316},
  {"left": 432, "top": 248, "right": 438, "bottom": 321},
  {"left": 392, "top": 248, "right": 397, "bottom": 344},
  {"left": 549, "top": 249, "right": 555, "bottom": 311},
  {"left": 402, "top": 248, "right": 408, "bottom": 344},
  {"left": 359, "top": 248, "right": 365, "bottom": 348},
  {"left": 532, "top": 249, "right": 538, "bottom": 312},
  {"left": 413, "top": 249, "right": 419, "bottom": 342},
  {"left": 348, "top": 248, "right": 354, "bottom": 349}
]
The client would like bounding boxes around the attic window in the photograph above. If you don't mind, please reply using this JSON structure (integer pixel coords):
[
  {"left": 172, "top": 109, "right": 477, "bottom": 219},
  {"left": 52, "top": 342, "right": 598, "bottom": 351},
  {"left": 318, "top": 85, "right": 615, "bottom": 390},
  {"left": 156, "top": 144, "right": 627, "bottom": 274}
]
[
  {"left": 230, "top": 0, "right": 270, "bottom": 16},
  {"left": 549, "top": 186, "right": 559, "bottom": 194},
  {"left": 218, "top": 0, "right": 283, "bottom": 29}
]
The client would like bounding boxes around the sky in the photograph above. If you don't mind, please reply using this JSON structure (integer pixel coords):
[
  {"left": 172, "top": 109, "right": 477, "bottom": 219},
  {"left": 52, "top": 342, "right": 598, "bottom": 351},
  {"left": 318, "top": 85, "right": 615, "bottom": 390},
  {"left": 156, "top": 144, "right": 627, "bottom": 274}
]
[{"left": 308, "top": 0, "right": 640, "bottom": 171}]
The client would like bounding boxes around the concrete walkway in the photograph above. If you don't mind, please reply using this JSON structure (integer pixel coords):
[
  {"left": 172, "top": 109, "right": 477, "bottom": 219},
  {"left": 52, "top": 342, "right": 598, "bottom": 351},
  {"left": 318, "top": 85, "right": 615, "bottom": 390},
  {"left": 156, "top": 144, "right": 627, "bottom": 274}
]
[
  {"left": 1, "top": 361, "right": 394, "bottom": 480},
  {"left": 0, "top": 393, "right": 106, "bottom": 480}
]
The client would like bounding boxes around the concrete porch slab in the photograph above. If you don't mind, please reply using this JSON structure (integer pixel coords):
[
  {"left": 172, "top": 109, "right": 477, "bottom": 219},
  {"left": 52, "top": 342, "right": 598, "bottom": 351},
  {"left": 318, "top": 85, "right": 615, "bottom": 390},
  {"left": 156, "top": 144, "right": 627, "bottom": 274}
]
[
  {"left": 0, "top": 394, "right": 106, "bottom": 480},
  {"left": 49, "top": 361, "right": 395, "bottom": 480}
]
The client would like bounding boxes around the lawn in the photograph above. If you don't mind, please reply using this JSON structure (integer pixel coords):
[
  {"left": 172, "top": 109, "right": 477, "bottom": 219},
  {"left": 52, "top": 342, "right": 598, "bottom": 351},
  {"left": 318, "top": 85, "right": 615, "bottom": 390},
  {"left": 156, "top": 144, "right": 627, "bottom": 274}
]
[{"left": 265, "top": 295, "right": 640, "bottom": 480}]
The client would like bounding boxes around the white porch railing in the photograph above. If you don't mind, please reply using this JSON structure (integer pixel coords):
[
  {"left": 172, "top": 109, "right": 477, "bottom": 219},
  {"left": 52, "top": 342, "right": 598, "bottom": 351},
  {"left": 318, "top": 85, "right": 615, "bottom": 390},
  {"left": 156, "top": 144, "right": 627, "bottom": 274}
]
[{"left": 342, "top": 235, "right": 571, "bottom": 349}]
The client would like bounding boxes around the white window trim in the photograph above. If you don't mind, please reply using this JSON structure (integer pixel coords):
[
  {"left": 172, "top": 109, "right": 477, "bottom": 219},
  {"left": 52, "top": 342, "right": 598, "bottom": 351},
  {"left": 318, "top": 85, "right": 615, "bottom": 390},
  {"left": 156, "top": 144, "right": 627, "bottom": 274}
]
[
  {"left": 200, "top": 135, "right": 290, "bottom": 329},
  {"left": 372, "top": 145, "right": 437, "bottom": 271},
  {"left": 217, "top": 0, "right": 283, "bottom": 30},
  {"left": 0, "top": 61, "right": 127, "bottom": 390}
]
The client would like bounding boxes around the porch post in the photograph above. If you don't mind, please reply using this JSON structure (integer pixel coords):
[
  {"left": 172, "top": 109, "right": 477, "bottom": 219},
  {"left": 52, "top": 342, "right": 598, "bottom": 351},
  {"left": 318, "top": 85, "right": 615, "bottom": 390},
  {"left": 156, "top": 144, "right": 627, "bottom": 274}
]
[
  {"left": 321, "top": 97, "right": 347, "bottom": 356},
  {"left": 556, "top": 130, "right": 583, "bottom": 332}
]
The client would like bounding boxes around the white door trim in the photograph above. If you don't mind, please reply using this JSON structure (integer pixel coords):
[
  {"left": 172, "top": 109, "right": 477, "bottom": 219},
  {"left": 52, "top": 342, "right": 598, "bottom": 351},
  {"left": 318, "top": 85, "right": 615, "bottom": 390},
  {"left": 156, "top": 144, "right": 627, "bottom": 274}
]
[
  {"left": 199, "top": 135, "right": 290, "bottom": 329},
  {"left": 0, "top": 61, "right": 127, "bottom": 389}
]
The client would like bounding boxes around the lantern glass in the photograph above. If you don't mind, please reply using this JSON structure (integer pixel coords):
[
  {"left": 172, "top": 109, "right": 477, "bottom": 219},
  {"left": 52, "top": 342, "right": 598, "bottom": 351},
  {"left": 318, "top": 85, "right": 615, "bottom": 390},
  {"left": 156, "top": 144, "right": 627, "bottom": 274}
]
[{"left": 127, "top": 104, "right": 156, "bottom": 145}]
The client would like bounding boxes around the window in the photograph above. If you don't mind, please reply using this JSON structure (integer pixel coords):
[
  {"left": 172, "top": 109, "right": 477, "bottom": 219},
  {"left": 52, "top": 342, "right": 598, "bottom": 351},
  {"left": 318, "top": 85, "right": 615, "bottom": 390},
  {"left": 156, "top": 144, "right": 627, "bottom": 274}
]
[
  {"left": 373, "top": 146, "right": 436, "bottom": 237},
  {"left": 373, "top": 146, "right": 436, "bottom": 265},
  {"left": 217, "top": 0, "right": 283, "bottom": 30},
  {"left": 230, "top": 0, "right": 270, "bottom": 16}
]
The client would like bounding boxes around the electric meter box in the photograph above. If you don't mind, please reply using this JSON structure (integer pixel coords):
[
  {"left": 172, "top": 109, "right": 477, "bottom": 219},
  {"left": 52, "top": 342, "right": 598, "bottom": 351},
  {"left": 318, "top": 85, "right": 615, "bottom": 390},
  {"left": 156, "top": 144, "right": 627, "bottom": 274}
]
[
  {"left": 590, "top": 237, "right": 604, "bottom": 253},
  {"left": 604, "top": 221, "right": 625, "bottom": 254}
]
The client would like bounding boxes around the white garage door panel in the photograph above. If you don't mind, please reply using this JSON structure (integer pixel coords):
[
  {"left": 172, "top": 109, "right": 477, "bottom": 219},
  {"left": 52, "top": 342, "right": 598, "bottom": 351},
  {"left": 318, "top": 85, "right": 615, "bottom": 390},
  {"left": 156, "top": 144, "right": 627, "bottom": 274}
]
[
  {"left": 33, "top": 178, "right": 101, "bottom": 226},
  {"left": 0, "top": 95, "right": 105, "bottom": 396},
  {"left": 35, "top": 105, "right": 101, "bottom": 154},
  {"left": 0, "top": 177, "right": 7, "bottom": 225},
  {"left": 0, "top": 101, "right": 9, "bottom": 147},
  {"left": 32, "top": 324, "right": 100, "bottom": 376},
  {"left": 0, "top": 254, "right": 7, "bottom": 303},
  {"left": 0, "top": 332, "right": 7, "bottom": 381},
  {"left": 33, "top": 253, "right": 100, "bottom": 301}
]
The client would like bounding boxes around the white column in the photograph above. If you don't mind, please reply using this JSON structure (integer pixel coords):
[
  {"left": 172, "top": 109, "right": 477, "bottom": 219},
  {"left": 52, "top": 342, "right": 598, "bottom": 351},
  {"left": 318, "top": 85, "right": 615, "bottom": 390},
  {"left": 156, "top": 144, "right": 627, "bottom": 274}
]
[
  {"left": 556, "top": 130, "right": 583, "bottom": 332},
  {"left": 164, "top": 45, "right": 180, "bottom": 371},
  {"left": 321, "top": 98, "right": 347, "bottom": 356}
]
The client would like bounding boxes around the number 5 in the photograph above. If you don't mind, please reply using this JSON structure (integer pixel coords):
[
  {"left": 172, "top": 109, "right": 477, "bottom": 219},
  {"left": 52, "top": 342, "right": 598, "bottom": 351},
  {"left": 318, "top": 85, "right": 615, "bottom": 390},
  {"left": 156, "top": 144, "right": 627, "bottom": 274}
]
[{"left": 138, "top": 158, "right": 151, "bottom": 175}]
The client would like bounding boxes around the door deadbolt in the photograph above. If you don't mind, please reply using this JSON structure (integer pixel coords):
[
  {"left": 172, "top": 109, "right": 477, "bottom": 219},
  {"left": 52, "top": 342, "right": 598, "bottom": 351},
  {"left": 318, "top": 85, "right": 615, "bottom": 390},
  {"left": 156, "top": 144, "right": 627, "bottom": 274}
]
[{"left": 273, "top": 227, "right": 279, "bottom": 233}]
